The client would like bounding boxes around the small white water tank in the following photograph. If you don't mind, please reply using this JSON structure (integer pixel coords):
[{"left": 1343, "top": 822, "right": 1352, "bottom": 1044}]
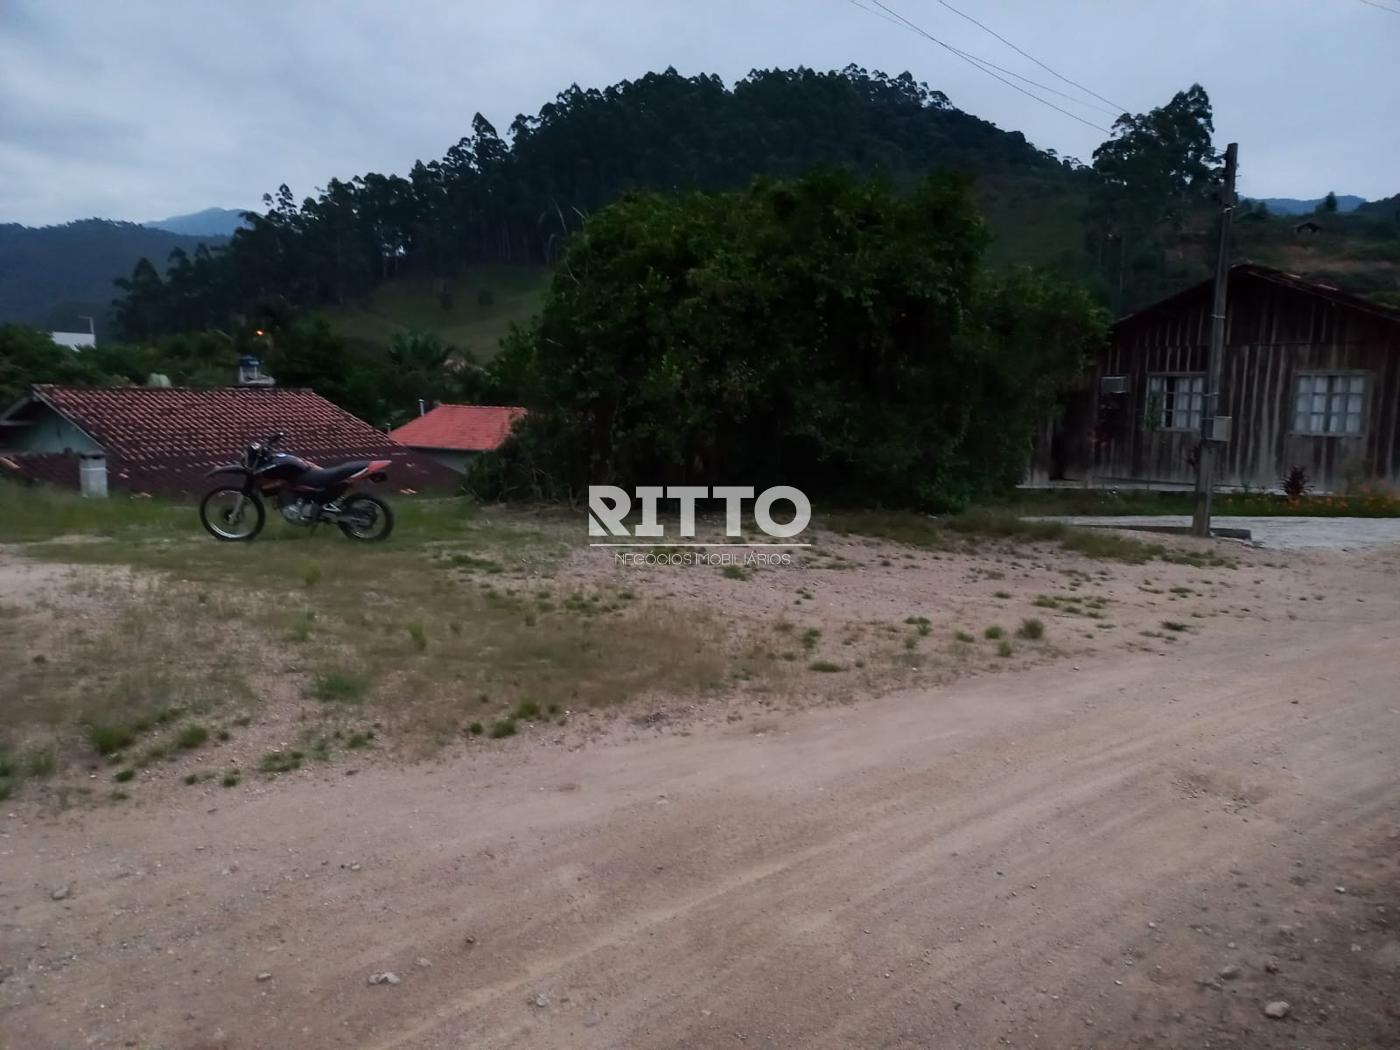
[{"left": 79, "top": 454, "right": 108, "bottom": 499}]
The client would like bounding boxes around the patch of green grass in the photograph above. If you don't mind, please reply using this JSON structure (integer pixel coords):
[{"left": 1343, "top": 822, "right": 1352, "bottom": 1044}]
[
  {"left": 347, "top": 731, "right": 375, "bottom": 749},
  {"left": 904, "top": 616, "right": 933, "bottom": 636},
  {"left": 983, "top": 625, "right": 1005, "bottom": 640},
  {"left": 1058, "top": 528, "right": 1163, "bottom": 564},
  {"left": 309, "top": 669, "right": 371, "bottom": 704},
  {"left": 467, "top": 722, "right": 484, "bottom": 736},
  {"left": 301, "top": 561, "right": 322, "bottom": 588},
  {"left": 259, "top": 750, "right": 304, "bottom": 774},
  {"left": 488, "top": 718, "right": 517, "bottom": 739},
  {"left": 407, "top": 622, "right": 428, "bottom": 652},
  {"left": 0, "top": 480, "right": 187, "bottom": 543},
  {"left": 287, "top": 609, "right": 317, "bottom": 643},
  {"left": 25, "top": 747, "right": 57, "bottom": 779},
  {"left": 512, "top": 700, "right": 542, "bottom": 720},
  {"left": 993, "top": 590, "right": 1012, "bottom": 599},
  {"left": 113, "top": 768, "right": 136, "bottom": 782},
  {"left": 317, "top": 265, "right": 548, "bottom": 363},
  {"left": 447, "top": 552, "right": 504, "bottom": 573},
  {"left": 1033, "top": 595, "right": 1059, "bottom": 609},
  {"left": 954, "top": 630, "right": 976, "bottom": 643},
  {"left": 1017, "top": 618, "right": 1045, "bottom": 640},
  {"left": 87, "top": 722, "right": 137, "bottom": 757},
  {"left": 1161, "top": 620, "right": 1190, "bottom": 632},
  {"left": 175, "top": 724, "right": 210, "bottom": 750},
  {"left": 996, "top": 639, "right": 1014, "bottom": 658},
  {"left": 800, "top": 628, "right": 822, "bottom": 651},
  {"left": 809, "top": 660, "right": 845, "bottom": 673},
  {"left": 221, "top": 771, "right": 241, "bottom": 788}
]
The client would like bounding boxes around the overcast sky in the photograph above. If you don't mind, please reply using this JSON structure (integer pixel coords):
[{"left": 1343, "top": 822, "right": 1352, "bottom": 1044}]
[{"left": 2, "top": 0, "right": 1396, "bottom": 226}]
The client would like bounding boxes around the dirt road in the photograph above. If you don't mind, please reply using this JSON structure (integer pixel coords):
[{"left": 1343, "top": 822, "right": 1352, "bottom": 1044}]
[{"left": 4, "top": 559, "right": 1400, "bottom": 1048}]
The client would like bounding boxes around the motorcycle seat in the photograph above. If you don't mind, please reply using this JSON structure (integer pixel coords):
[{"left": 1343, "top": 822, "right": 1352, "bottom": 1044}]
[{"left": 298, "top": 460, "right": 371, "bottom": 490}]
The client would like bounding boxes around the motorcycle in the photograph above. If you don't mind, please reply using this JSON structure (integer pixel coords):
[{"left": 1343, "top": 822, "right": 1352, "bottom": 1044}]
[{"left": 199, "top": 433, "right": 395, "bottom": 542}]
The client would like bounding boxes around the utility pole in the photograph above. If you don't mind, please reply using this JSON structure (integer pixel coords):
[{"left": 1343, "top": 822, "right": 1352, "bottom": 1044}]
[{"left": 1191, "top": 142, "right": 1238, "bottom": 537}]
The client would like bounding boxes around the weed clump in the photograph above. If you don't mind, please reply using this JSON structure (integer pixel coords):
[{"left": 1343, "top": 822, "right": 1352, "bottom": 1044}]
[{"left": 1017, "top": 618, "right": 1045, "bottom": 640}]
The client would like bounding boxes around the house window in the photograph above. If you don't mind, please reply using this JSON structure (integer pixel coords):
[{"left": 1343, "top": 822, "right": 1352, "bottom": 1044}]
[
  {"left": 1294, "top": 373, "right": 1366, "bottom": 435},
  {"left": 1145, "top": 374, "right": 1204, "bottom": 431}
]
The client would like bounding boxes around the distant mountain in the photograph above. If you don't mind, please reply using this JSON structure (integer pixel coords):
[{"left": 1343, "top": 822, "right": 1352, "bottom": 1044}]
[
  {"left": 1250, "top": 194, "right": 1366, "bottom": 216},
  {"left": 0, "top": 219, "right": 225, "bottom": 335},
  {"left": 145, "top": 207, "right": 249, "bottom": 237}
]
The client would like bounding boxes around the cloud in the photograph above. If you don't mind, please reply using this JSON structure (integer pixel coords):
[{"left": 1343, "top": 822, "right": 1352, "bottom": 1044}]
[{"left": 1, "top": 0, "right": 1396, "bottom": 225}]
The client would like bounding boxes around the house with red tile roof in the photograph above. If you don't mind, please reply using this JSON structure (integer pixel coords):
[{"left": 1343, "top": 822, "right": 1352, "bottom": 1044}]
[
  {"left": 0, "top": 384, "right": 460, "bottom": 495},
  {"left": 388, "top": 404, "right": 525, "bottom": 473}
]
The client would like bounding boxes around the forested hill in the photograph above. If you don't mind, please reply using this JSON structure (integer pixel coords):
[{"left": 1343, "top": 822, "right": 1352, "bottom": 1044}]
[
  {"left": 108, "top": 65, "right": 1096, "bottom": 339},
  {"left": 0, "top": 220, "right": 224, "bottom": 334}
]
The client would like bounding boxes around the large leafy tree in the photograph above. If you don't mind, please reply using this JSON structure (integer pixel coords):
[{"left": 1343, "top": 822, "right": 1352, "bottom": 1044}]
[
  {"left": 1088, "top": 84, "right": 1219, "bottom": 309},
  {"left": 491, "top": 171, "right": 1105, "bottom": 508}
]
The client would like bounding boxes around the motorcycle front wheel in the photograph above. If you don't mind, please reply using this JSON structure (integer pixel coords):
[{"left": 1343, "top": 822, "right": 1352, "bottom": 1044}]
[
  {"left": 199, "top": 487, "right": 266, "bottom": 542},
  {"left": 337, "top": 494, "right": 394, "bottom": 542}
]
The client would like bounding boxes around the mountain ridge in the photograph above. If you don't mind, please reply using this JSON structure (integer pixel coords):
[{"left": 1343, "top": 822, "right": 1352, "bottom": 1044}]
[
  {"left": 145, "top": 207, "right": 249, "bottom": 237},
  {"left": 0, "top": 219, "right": 225, "bottom": 335}
]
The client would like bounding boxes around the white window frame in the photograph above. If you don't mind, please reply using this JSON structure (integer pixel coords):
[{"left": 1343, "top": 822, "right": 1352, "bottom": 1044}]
[
  {"left": 1145, "top": 373, "right": 1205, "bottom": 432},
  {"left": 1293, "top": 372, "right": 1367, "bottom": 437}
]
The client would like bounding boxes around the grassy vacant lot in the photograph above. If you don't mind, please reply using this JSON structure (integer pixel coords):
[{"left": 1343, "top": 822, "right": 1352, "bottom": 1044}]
[
  {"left": 0, "top": 482, "right": 1253, "bottom": 806},
  {"left": 0, "top": 485, "right": 730, "bottom": 803},
  {"left": 317, "top": 264, "right": 547, "bottom": 360}
]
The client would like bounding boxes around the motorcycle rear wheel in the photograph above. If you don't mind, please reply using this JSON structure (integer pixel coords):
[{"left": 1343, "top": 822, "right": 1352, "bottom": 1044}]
[
  {"left": 337, "top": 494, "right": 394, "bottom": 542},
  {"left": 200, "top": 487, "right": 266, "bottom": 542}
]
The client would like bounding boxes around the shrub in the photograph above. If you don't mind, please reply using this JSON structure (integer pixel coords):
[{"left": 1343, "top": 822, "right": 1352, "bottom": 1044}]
[
  {"left": 88, "top": 722, "right": 137, "bottom": 756},
  {"left": 1281, "top": 465, "right": 1310, "bottom": 501},
  {"left": 309, "top": 670, "right": 370, "bottom": 703},
  {"left": 1017, "top": 618, "right": 1045, "bottom": 640},
  {"left": 175, "top": 724, "right": 210, "bottom": 750}
]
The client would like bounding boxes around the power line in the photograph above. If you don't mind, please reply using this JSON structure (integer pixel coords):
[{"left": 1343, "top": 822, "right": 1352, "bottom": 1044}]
[
  {"left": 847, "top": 0, "right": 1114, "bottom": 134},
  {"left": 1355, "top": 0, "right": 1400, "bottom": 14},
  {"left": 845, "top": 0, "right": 908, "bottom": 30},
  {"left": 846, "top": 0, "right": 1120, "bottom": 117},
  {"left": 935, "top": 0, "right": 1127, "bottom": 112}
]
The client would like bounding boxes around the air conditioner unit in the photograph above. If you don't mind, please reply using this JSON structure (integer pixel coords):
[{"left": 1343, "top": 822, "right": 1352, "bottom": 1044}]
[{"left": 1099, "top": 375, "right": 1129, "bottom": 395}]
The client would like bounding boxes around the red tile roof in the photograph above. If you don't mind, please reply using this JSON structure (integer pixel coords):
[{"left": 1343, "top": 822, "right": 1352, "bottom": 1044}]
[
  {"left": 9, "top": 385, "right": 460, "bottom": 494},
  {"left": 389, "top": 404, "right": 525, "bottom": 452}
]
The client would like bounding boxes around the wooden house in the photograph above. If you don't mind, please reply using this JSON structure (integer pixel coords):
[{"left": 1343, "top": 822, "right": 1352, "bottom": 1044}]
[{"left": 1038, "top": 264, "right": 1400, "bottom": 492}]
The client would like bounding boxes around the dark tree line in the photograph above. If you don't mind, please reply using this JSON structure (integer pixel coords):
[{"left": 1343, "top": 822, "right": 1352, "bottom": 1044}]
[{"left": 111, "top": 65, "right": 1093, "bottom": 336}]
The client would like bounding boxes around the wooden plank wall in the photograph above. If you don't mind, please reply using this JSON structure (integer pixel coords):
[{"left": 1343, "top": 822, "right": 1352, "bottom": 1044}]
[{"left": 1075, "top": 273, "right": 1400, "bottom": 491}]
